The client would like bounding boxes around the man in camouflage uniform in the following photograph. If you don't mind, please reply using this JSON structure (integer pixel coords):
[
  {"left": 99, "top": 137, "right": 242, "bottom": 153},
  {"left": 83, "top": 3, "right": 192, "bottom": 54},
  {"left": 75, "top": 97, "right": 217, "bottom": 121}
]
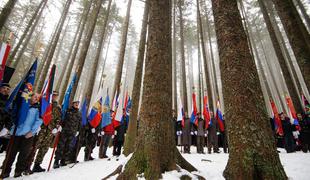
[
  {"left": 32, "top": 91, "right": 61, "bottom": 173},
  {"left": 53, "top": 101, "right": 81, "bottom": 168}
]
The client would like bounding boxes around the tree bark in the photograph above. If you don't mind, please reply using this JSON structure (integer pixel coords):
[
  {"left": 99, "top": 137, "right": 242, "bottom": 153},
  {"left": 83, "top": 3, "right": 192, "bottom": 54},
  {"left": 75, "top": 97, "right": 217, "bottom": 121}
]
[
  {"left": 112, "top": 0, "right": 133, "bottom": 100},
  {"left": 37, "top": 0, "right": 73, "bottom": 92},
  {"left": 271, "top": 0, "right": 310, "bottom": 91},
  {"left": 258, "top": 0, "right": 303, "bottom": 113},
  {"left": 69, "top": 0, "right": 104, "bottom": 102},
  {"left": 293, "top": 0, "right": 310, "bottom": 30},
  {"left": 85, "top": 0, "right": 112, "bottom": 104},
  {"left": 123, "top": 0, "right": 149, "bottom": 156},
  {"left": 178, "top": 0, "right": 189, "bottom": 116},
  {"left": 58, "top": 0, "right": 93, "bottom": 104},
  {"left": 172, "top": 0, "right": 178, "bottom": 112},
  {"left": 0, "top": 0, "right": 18, "bottom": 32},
  {"left": 117, "top": 1, "right": 195, "bottom": 179},
  {"left": 211, "top": 0, "right": 287, "bottom": 179},
  {"left": 8, "top": 0, "right": 47, "bottom": 68}
]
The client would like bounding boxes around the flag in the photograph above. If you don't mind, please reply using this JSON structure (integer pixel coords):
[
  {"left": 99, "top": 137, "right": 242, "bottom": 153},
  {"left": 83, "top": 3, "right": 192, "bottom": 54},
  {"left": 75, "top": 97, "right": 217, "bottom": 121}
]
[
  {"left": 62, "top": 73, "right": 77, "bottom": 119},
  {"left": 203, "top": 96, "right": 211, "bottom": 129},
  {"left": 7, "top": 60, "right": 37, "bottom": 125},
  {"left": 190, "top": 93, "right": 198, "bottom": 126},
  {"left": 124, "top": 97, "right": 132, "bottom": 123},
  {"left": 270, "top": 100, "right": 283, "bottom": 136},
  {"left": 81, "top": 98, "right": 88, "bottom": 126},
  {"left": 215, "top": 101, "right": 224, "bottom": 132},
  {"left": 285, "top": 96, "right": 300, "bottom": 129},
  {"left": 114, "top": 92, "right": 123, "bottom": 128},
  {"left": 101, "top": 94, "right": 111, "bottom": 128},
  {"left": 41, "top": 65, "right": 56, "bottom": 125},
  {"left": 0, "top": 42, "right": 11, "bottom": 83},
  {"left": 111, "top": 91, "right": 119, "bottom": 112},
  {"left": 88, "top": 91, "right": 103, "bottom": 128},
  {"left": 177, "top": 97, "right": 185, "bottom": 128}
]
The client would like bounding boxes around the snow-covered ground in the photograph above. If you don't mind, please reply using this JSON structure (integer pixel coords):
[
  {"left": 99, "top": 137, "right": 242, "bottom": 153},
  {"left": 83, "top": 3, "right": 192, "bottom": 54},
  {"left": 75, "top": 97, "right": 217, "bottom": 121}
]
[{"left": 0, "top": 147, "right": 309, "bottom": 179}]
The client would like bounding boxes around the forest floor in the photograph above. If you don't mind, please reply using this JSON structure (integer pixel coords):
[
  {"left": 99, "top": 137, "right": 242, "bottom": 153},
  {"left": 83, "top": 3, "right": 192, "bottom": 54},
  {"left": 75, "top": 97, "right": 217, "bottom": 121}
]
[{"left": 0, "top": 146, "right": 309, "bottom": 179}]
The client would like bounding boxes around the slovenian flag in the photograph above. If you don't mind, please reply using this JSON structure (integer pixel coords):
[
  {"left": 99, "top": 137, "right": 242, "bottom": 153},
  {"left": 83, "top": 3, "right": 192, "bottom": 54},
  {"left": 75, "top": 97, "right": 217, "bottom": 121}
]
[
  {"left": 6, "top": 60, "right": 37, "bottom": 125},
  {"left": 190, "top": 93, "right": 198, "bottom": 126},
  {"left": 88, "top": 89, "right": 103, "bottom": 128},
  {"left": 41, "top": 65, "right": 56, "bottom": 125},
  {"left": 0, "top": 42, "right": 11, "bottom": 83},
  {"left": 270, "top": 100, "right": 283, "bottom": 136},
  {"left": 203, "top": 96, "right": 211, "bottom": 129},
  {"left": 215, "top": 100, "right": 224, "bottom": 132},
  {"left": 101, "top": 94, "right": 111, "bottom": 128}
]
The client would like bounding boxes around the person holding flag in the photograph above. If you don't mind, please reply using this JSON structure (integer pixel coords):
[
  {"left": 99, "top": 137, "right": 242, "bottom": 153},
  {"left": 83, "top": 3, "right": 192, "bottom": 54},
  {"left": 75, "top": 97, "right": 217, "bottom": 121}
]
[
  {"left": 280, "top": 112, "right": 296, "bottom": 153},
  {"left": 0, "top": 83, "right": 12, "bottom": 153},
  {"left": 53, "top": 100, "right": 81, "bottom": 168},
  {"left": 181, "top": 111, "right": 192, "bottom": 154},
  {"left": 300, "top": 105, "right": 310, "bottom": 152},
  {"left": 207, "top": 111, "right": 220, "bottom": 154},
  {"left": 32, "top": 91, "right": 61, "bottom": 173},
  {"left": 196, "top": 112, "right": 206, "bottom": 154}
]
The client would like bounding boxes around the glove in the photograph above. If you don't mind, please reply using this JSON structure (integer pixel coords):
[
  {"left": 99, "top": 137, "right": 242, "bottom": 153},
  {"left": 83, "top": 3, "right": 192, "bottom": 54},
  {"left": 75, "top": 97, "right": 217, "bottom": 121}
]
[
  {"left": 190, "top": 131, "right": 194, "bottom": 135},
  {"left": 75, "top": 132, "right": 79, "bottom": 137},
  {"left": 112, "top": 135, "right": 115, "bottom": 139},
  {"left": 292, "top": 131, "right": 299, "bottom": 138},
  {"left": 204, "top": 133, "right": 207, "bottom": 137},
  {"left": 115, "top": 131, "right": 117, "bottom": 135},
  {"left": 25, "top": 132, "right": 33, "bottom": 139},
  {"left": 58, "top": 126, "right": 62, "bottom": 132},
  {"left": 36, "top": 127, "right": 41, "bottom": 135},
  {"left": 0, "top": 128, "right": 9, "bottom": 137},
  {"left": 101, "top": 131, "right": 105, "bottom": 136},
  {"left": 176, "top": 131, "right": 179, "bottom": 136},
  {"left": 52, "top": 128, "right": 58, "bottom": 135},
  {"left": 91, "top": 128, "right": 96, "bottom": 133},
  {"left": 194, "top": 131, "right": 198, "bottom": 135},
  {"left": 217, "top": 132, "right": 220, "bottom": 135}
]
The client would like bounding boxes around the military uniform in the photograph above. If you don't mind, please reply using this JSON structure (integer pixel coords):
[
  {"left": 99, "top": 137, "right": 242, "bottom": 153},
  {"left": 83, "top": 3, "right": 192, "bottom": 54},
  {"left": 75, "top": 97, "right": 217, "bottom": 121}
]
[
  {"left": 32, "top": 101, "right": 61, "bottom": 171},
  {"left": 207, "top": 117, "right": 219, "bottom": 153},
  {"left": 54, "top": 106, "right": 81, "bottom": 167},
  {"left": 196, "top": 118, "right": 206, "bottom": 153},
  {"left": 84, "top": 123, "right": 100, "bottom": 161}
]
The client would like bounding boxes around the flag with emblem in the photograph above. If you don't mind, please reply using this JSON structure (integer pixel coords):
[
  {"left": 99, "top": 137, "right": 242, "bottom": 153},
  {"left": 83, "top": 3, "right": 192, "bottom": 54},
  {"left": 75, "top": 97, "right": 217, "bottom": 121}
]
[
  {"left": 88, "top": 89, "right": 103, "bottom": 128},
  {"left": 62, "top": 73, "right": 77, "bottom": 119},
  {"left": 203, "top": 96, "right": 211, "bottom": 129},
  {"left": 41, "top": 65, "right": 56, "bottom": 125},
  {"left": 270, "top": 100, "right": 283, "bottom": 136},
  {"left": 215, "top": 100, "right": 224, "bottom": 132},
  {"left": 190, "top": 93, "right": 198, "bottom": 126},
  {"left": 285, "top": 95, "right": 300, "bottom": 130},
  {"left": 6, "top": 60, "right": 37, "bottom": 125},
  {"left": 0, "top": 42, "right": 11, "bottom": 83},
  {"left": 101, "top": 93, "right": 111, "bottom": 128}
]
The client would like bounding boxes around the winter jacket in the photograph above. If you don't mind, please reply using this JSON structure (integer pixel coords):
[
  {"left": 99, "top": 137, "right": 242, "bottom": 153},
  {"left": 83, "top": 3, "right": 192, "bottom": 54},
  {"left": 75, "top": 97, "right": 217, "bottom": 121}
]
[
  {"left": 282, "top": 117, "right": 295, "bottom": 136},
  {"left": 197, "top": 118, "right": 206, "bottom": 136},
  {"left": 62, "top": 107, "right": 82, "bottom": 135},
  {"left": 300, "top": 116, "right": 310, "bottom": 144},
  {"left": 14, "top": 103, "right": 43, "bottom": 136},
  {"left": 208, "top": 117, "right": 218, "bottom": 144},
  {"left": 0, "top": 93, "right": 12, "bottom": 130},
  {"left": 182, "top": 118, "right": 193, "bottom": 145},
  {"left": 114, "top": 121, "right": 127, "bottom": 142}
]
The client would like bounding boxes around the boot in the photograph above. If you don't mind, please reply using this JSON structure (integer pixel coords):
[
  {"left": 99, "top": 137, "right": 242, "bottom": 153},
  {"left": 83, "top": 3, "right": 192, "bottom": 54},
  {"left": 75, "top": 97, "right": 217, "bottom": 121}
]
[
  {"left": 14, "top": 172, "right": 22, "bottom": 178},
  {"left": 32, "top": 164, "right": 46, "bottom": 173},
  {"left": 89, "top": 155, "right": 94, "bottom": 161},
  {"left": 53, "top": 160, "right": 60, "bottom": 169},
  {"left": 60, "top": 160, "right": 67, "bottom": 166}
]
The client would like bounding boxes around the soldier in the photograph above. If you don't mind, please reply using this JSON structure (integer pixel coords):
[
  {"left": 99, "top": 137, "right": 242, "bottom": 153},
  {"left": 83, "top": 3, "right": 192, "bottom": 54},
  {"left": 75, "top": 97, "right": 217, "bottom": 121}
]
[
  {"left": 53, "top": 101, "right": 81, "bottom": 168},
  {"left": 99, "top": 111, "right": 115, "bottom": 159},
  {"left": 113, "top": 111, "right": 127, "bottom": 156},
  {"left": 0, "top": 93, "right": 42, "bottom": 178},
  {"left": 84, "top": 123, "right": 99, "bottom": 161},
  {"left": 182, "top": 112, "right": 192, "bottom": 153},
  {"left": 32, "top": 91, "right": 61, "bottom": 173},
  {"left": 196, "top": 113, "right": 206, "bottom": 154},
  {"left": 208, "top": 112, "right": 220, "bottom": 154},
  {"left": 0, "top": 83, "right": 12, "bottom": 153}
]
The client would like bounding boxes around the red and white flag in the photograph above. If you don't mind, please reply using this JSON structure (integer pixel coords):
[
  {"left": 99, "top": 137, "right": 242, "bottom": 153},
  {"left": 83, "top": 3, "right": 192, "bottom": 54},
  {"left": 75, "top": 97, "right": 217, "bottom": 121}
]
[{"left": 0, "top": 42, "right": 11, "bottom": 82}]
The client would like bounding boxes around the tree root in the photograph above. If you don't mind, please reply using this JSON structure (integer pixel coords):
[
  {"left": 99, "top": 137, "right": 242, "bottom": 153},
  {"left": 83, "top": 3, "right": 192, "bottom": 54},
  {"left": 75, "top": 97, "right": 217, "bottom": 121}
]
[
  {"left": 102, "top": 165, "right": 123, "bottom": 180},
  {"left": 175, "top": 148, "right": 197, "bottom": 172}
]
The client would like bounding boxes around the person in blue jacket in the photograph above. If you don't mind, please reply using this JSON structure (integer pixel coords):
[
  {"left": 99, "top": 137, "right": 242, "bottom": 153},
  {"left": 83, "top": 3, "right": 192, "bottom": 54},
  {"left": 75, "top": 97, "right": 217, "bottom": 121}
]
[{"left": 1, "top": 93, "right": 42, "bottom": 178}]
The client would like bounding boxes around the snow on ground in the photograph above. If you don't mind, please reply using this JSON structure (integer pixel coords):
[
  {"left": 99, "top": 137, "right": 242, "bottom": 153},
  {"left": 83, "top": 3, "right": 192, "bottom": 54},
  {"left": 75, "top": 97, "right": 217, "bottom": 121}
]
[{"left": 0, "top": 146, "right": 309, "bottom": 179}]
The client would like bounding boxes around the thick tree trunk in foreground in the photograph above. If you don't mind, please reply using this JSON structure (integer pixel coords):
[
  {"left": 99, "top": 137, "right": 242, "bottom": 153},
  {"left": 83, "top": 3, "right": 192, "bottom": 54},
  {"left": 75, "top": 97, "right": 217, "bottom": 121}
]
[
  {"left": 112, "top": 0, "right": 133, "bottom": 99},
  {"left": 58, "top": 0, "right": 93, "bottom": 103},
  {"left": 0, "top": 0, "right": 18, "bottom": 32},
  {"left": 69, "top": 0, "right": 103, "bottom": 102},
  {"left": 117, "top": 0, "right": 196, "bottom": 179},
  {"left": 211, "top": 0, "right": 287, "bottom": 179},
  {"left": 37, "top": 0, "right": 73, "bottom": 91},
  {"left": 271, "top": 0, "right": 310, "bottom": 91},
  {"left": 258, "top": 0, "right": 303, "bottom": 113},
  {"left": 123, "top": 0, "right": 149, "bottom": 156}
]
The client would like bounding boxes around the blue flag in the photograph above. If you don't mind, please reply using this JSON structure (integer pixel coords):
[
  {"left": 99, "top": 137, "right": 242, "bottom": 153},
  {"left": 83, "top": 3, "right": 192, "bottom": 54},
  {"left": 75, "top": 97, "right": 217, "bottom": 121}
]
[
  {"left": 125, "top": 97, "right": 132, "bottom": 123},
  {"left": 62, "top": 73, "right": 77, "bottom": 119},
  {"left": 81, "top": 98, "right": 88, "bottom": 126},
  {"left": 6, "top": 60, "right": 37, "bottom": 125},
  {"left": 101, "top": 94, "right": 111, "bottom": 128}
]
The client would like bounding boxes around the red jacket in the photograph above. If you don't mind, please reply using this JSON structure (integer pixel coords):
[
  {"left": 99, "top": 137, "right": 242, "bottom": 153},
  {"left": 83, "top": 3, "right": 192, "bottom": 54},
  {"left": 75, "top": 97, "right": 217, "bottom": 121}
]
[{"left": 103, "top": 123, "right": 114, "bottom": 135}]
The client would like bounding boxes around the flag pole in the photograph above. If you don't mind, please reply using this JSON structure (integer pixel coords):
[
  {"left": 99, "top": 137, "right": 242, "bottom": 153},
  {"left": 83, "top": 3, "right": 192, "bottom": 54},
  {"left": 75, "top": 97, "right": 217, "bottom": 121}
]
[{"left": 47, "top": 131, "right": 60, "bottom": 171}]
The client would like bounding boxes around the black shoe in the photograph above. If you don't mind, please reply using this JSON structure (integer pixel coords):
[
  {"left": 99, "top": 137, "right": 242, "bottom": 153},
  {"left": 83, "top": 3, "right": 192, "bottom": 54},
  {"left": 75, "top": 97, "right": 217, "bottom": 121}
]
[
  {"left": 89, "top": 156, "right": 94, "bottom": 161},
  {"left": 0, "top": 173, "right": 10, "bottom": 178},
  {"left": 53, "top": 160, "right": 60, "bottom": 169},
  {"left": 23, "top": 169, "right": 33, "bottom": 175},
  {"left": 32, "top": 164, "right": 46, "bottom": 173},
  {"left": 14, "top": 172, "right": 22, "bottom": 178},
  {"left": 214, "top": 150, "right": 221, "bottom": 153},
  {"left": 60, "top": 160, "right": 67, "bottom": 166}
]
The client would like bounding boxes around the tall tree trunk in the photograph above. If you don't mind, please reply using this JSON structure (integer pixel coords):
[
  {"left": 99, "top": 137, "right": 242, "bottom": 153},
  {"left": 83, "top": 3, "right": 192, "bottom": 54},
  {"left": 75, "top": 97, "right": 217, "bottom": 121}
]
[
  {"left": 271, "top": 0, "right": 310, "bottom": 90},
  {"left": 58, "top": 0, "right": 93, "bottom": 103},
  {"left": 54, "top": 17, "right": 71, "bottom": 67},
  {"left": 294, "top": 0, "right": 310, "bottom": 30},
  {"left": 172, "top": 0, "right": 178, "bottom": 113},
  {"left": 37, "top": 0, "right": 73, "bottom": 92},
  {"left": 8, "top": 0, "right": 47, "bottom": 68},
  {"left": 123, "top": 0, "right": 149, "bottom": 156},
  {"left": 117, "top": 0, "right": 196, "bottom": 179},
  {"left": 198, "top": 0, "right": 214, "bottom": 111},
  {"left": 85, "top": 0, "right": 112, "bottom": 103},
  {"left": 0, "top": 0, "right": 18, "bottom": 32},
  {"left": 112, "top": 0, "right": 133, "bottom": 100},
  {"left": 69, "top": 0, "right": 103, "bottom": 102},
  {"left": 211, "top": 0, "right": 287, "bottom": 179},
  {"left": 258, "top": 0, "right": 303, "bottom": 113},
  {"left": 196, "top": 0, "right": 202, "bottom": 111},
  {"left": 178, "top": 0, "right": 189, "bottom": 116}
]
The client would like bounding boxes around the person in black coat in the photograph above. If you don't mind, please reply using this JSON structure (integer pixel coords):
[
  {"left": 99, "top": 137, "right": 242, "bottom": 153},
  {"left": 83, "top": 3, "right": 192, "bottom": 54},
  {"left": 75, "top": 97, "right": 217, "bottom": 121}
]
[
  {"left": 280, "top": 113, "right": 296, "bottom": 153},
  {"left": 300, "top": 106, "right": 310, "bottom": 152},
  {"left": 113, "top": 114, "right": 127, "bottom": 156},
  {"left": 0, "top": 83, "right": 12, "bottom": 153}
]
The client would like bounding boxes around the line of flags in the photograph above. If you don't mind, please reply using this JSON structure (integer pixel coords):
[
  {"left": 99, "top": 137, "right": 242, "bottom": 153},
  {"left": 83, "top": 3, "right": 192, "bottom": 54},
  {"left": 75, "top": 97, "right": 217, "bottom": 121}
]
[{"left": 61, "top": 73, "right": 77, "bottom": 119}]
